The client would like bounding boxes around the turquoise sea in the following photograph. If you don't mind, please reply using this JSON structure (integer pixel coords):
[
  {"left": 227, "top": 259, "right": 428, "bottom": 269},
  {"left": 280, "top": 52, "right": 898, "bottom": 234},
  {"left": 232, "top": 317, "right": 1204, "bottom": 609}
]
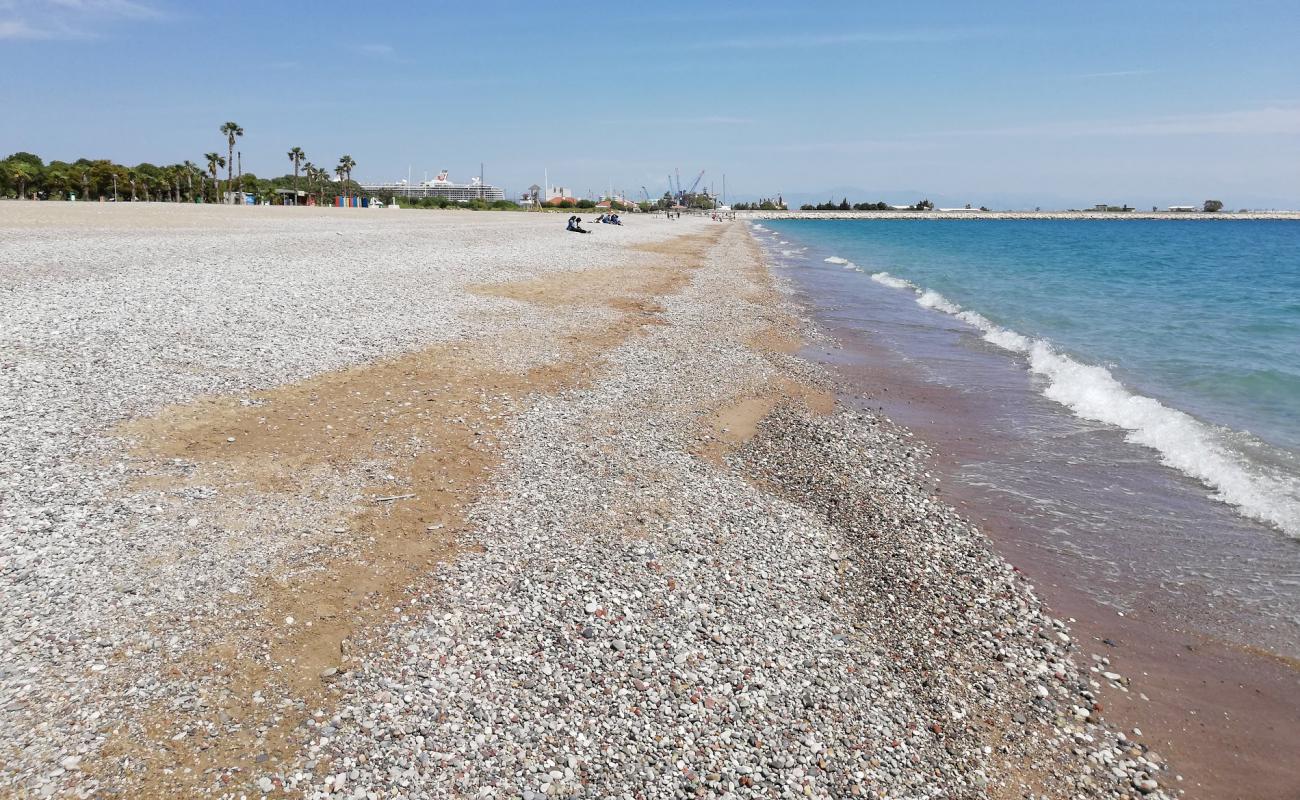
[
  {"left": 754, "top": 218, "right": 1300, "bottom": 654},
  {"left": 761, "top": 219, "right": 1300, "bottom": 536}
]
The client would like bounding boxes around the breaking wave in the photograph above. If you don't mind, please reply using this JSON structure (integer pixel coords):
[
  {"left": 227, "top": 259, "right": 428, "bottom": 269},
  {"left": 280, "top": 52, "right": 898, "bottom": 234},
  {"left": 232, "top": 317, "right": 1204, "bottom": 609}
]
[{"left": 869, "top": 272, "right": 1300, "bottom": 537}]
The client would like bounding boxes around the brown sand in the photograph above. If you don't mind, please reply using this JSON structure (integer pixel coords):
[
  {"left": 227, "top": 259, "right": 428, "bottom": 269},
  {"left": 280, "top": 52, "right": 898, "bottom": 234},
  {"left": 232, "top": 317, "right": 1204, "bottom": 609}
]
[{"left": 97, "top": 231, "right": 727, "bottom": 795}]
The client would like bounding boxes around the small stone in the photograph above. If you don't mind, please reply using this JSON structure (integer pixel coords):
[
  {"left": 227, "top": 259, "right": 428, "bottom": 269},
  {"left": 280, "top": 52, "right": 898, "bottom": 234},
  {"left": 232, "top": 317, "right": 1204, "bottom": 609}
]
[{"left": 257, "top": 776, "right": 274, "bottom": 793}]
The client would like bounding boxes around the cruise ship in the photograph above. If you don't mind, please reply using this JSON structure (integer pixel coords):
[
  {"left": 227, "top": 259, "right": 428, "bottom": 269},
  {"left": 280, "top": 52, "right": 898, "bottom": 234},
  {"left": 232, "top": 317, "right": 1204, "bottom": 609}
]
[{"left": 359, "top": 170, "right": 505, "bottom": 202}]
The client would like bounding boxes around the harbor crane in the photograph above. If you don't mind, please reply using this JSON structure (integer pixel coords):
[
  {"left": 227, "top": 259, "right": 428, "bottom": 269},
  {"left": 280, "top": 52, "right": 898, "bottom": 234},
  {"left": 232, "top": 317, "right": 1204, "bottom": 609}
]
[{"left": 686, "top": 170, "right": 706, "bottom": 196}]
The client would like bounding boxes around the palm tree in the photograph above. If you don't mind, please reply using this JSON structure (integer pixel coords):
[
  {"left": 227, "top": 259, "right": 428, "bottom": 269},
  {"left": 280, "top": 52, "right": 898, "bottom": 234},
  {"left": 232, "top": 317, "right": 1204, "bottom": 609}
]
[
  {"left": 287, "top": 146, "right": 305, "bottom": 204},
  {"left": 337, "top": 155, "right": 356, "bottom": 197},
  {"left": 219, "top": 121, "right": 243, "bottom": 202},
  {"left": 182, "top": 160, "right": 199, "bottom": 202},
  {"left": 204, "top": 152, "right": 225, "bottom": 203},
  {"left": 308, "top": 164, "right": 327, "bottom": 205},
  {"left": 301, "top": 160, "right": 315, "bottom": 201},
  {"left": 46, "top": 169, "right": 72, "bottom": 200},
  {"left": 167, "top": 165, "right": 181, "bottom": 203},
  {"left": 9, "top": 162, "right": 33, "bottom": 199}
]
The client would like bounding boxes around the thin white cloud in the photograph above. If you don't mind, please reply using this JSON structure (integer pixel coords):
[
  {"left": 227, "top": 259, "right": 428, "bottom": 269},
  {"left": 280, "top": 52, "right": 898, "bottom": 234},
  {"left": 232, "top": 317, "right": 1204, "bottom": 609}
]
[
  {"left": 942, "top": 106, "right": 1300, "bottom": 137},
  {"left": 736, "top": 138, "right": 934, "bottom": 155},
  {"left": 0, "top": 0, "right": 160, "bottom": 39},
  {"left": 45, "top": 0, "right": 159, "bottom": 18},
  {"left": 0, "top": 18, "right": 48, "bottom": 38},
  {"left": 694, "top": 115, "right": 752, "bottom": 125},
  {"left": 701, "top": 28, "right": 992, "bottom": 50},
  {"left": 1076, "top": 69, "right": 1154, "bottom": 79},
  {"left": 354, "top": 43, "right": 396, "bottom": 57},
  {"left": 601, "top": 115, "right": 753, "bottom": 126}
]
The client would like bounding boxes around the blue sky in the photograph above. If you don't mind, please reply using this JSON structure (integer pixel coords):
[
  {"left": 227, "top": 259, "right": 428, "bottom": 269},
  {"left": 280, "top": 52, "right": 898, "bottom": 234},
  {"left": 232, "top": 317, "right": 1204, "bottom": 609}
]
[{"left": 3, "top": 1, "right": 1299, "bottom": 208}]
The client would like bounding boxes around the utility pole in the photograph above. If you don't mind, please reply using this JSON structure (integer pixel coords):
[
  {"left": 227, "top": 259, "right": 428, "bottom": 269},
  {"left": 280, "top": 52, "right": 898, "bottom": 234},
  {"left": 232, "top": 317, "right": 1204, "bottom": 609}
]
[{"left": 480, "top": 162, "right": 484, "bottom": 201}]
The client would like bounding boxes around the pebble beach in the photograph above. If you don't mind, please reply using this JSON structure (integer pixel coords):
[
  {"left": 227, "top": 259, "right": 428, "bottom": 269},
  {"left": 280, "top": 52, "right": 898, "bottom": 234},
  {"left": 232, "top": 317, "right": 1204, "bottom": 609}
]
[{"left": 1, "top": 204, "right": 1177, "bottom": 799}]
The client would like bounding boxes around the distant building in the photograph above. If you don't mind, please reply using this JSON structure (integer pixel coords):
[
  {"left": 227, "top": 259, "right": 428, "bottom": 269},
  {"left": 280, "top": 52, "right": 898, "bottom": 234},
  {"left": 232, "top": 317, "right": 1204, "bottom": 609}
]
[
  {"left": 275, "top": 189, "right": 307, "bottom": 206},
  {"left": 360, "top": 170, "right": 504, "bottom": 202},
  {"left": 1168, "top": 205, "right": 1197, "bottom": 212}
]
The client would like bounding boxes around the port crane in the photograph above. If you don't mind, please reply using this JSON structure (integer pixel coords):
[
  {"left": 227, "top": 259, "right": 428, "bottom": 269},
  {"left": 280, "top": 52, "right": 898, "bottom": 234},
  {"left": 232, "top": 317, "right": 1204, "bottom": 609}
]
[{"left": 686, "top": 170, "right": 706, "bottom": 196}]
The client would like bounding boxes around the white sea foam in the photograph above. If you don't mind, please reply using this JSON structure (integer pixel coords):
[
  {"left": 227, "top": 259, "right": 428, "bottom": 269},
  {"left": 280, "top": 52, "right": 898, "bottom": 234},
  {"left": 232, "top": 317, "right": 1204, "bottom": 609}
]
[
  {"left": 916, "top": 290, "right": 962, "bottom": 315},
  {"left": 869, "top": 272, "right": 1300, "bottom": 537},
  {"left": 870, "top": 271, "right": 916, "bottom": 290},
  {"left": 824, "top": 256, "right": 850, "bottom": 264}
]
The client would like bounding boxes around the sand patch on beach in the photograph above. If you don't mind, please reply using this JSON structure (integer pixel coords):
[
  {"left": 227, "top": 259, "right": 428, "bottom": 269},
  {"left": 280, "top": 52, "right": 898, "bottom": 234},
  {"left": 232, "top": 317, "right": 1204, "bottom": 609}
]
[{"left": 97, "top": 227, "right": 724, "bottom": 796}]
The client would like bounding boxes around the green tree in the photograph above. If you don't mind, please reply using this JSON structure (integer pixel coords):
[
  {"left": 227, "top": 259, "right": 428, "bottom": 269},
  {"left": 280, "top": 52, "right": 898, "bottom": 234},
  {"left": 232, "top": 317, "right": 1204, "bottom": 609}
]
[
  {"left": 1203, "top": 199, "right": 1224, "bottom": 212},
  {"left": 179, "top": 161, "right": 198, "bottom": 201},
  {"left": 205, "top": 152, "right": 225, "bottom": 203},
  {"left": 5, "top": 151, "right": 43, "bottom": 169},
  {"left": 287, "top": 146, "right": 305, "bottom": 201},
  {"left": 8, "top": 161, "right": 36, "bottom": 199},
  {"left": 337, "top": 154, "right": 356, "bottom": 192},
  {"left": 220, "top": 121, "right": 243, "bottom": 202}
]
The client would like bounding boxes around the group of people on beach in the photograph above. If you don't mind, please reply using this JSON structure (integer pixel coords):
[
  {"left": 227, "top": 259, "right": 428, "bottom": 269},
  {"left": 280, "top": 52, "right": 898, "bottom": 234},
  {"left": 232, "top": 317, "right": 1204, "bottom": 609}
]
[{"left": 565, "top": 213, "right": 622, "bottom": 233}]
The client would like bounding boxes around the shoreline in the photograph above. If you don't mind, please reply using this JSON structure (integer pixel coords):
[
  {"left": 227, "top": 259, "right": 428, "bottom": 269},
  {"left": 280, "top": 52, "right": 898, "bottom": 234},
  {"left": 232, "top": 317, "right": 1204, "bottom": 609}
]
[
  {"left": 737, "top": 210, "right": 1300, "bottom": 221},
  {"left": 801, "top": 322, "right": 1300, "bottom": 798},
  {"left": 3, "top": 205, "right": 1182, "bottom": 797},
  {"left": 780, "top": 268, "right": 1300, "bottom": 798}
]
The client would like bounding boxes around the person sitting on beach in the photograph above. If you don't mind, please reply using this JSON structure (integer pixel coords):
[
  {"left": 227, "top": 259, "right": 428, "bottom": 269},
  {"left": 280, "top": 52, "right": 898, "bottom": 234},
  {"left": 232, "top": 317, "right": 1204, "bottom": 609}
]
[
  {"left": 566, "top": 216, "right": 589, "bottom": 234},
  {"left": 610, "top": 214, "right": 622, "bottom": 225}
]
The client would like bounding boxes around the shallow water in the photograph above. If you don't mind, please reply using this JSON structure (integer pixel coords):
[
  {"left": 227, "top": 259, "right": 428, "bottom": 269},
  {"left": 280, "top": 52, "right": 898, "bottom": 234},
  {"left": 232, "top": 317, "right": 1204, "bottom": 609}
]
[{"left": 752, "top": 219, "right": 1300, "bottom": 658}]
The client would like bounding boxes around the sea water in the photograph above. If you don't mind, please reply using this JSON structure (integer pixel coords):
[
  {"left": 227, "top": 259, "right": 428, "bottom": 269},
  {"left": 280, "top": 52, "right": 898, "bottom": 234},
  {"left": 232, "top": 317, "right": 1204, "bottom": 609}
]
[{"left": 754, "top": 219, "right": 1300, "bottom": 656}]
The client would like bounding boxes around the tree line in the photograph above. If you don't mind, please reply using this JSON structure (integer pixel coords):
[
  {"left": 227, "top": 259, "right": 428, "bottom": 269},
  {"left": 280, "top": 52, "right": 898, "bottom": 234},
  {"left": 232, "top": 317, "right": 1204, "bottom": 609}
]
[
  {"left": 729, "top": 198, "right": 785, "bottom": 211},
  {"left": 798, "top": 198, "right": 939, "bottom": 211},
  {"left": 0, "top": 121, "right": 367, "bottom": 205}
]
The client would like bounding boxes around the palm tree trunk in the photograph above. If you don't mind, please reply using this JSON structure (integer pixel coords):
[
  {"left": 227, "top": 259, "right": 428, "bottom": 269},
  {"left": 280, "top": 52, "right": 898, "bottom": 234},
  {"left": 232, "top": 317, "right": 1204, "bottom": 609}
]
[{"left": 226, "top": 142, "right": 234, "bottom": 203}]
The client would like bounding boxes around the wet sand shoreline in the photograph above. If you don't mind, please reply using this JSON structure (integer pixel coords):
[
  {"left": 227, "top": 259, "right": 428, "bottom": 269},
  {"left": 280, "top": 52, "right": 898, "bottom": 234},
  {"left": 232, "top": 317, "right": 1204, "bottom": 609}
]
[{"left": 801, "top": 319, "right": 1300, "bottom": 799}]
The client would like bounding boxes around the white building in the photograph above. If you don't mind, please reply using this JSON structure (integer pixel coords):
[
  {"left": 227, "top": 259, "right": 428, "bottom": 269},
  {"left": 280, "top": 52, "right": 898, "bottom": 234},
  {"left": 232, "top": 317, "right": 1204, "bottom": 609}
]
[{"left": 359, "top": 170, "right": 505, "bottom": 202}]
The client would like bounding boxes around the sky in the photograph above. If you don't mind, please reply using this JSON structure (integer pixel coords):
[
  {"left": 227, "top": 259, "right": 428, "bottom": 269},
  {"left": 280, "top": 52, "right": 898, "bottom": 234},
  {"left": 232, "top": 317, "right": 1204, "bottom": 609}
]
[{"left": 2, "top": 0, "right": 1299, "bottom": 208}]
